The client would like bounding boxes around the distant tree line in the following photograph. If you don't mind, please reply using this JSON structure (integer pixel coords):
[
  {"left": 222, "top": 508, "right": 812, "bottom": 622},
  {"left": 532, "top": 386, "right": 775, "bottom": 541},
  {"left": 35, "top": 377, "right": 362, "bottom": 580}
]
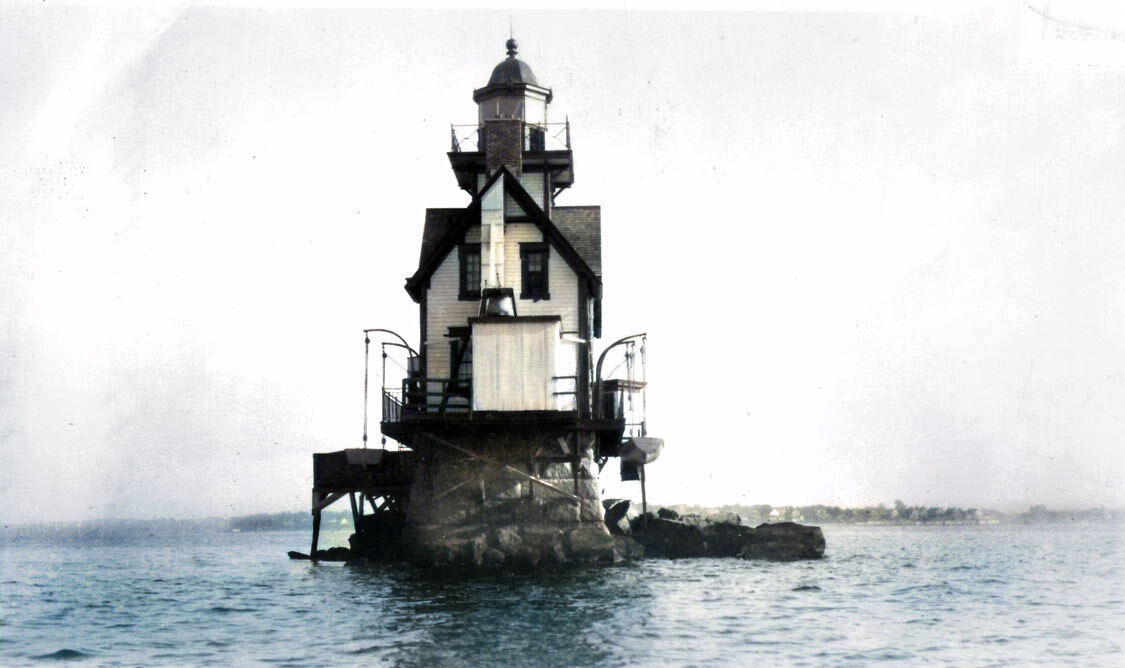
[
  {"left": 4, "top": 504, "right": 1121, "bottom": 541},
  {"left": 664, "top": 501, "right": 1123, "bottom": 526},
  {"left": 2, "top": 511, "right": 352, "bottom": 540},
  {"left": 228, "top": 511, "right": 351, "bottom": 532}
]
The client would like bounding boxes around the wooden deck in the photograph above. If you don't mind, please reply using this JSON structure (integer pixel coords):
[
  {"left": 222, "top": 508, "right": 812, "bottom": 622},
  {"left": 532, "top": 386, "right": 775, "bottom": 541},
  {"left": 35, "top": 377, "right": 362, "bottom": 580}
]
[
  {"left": 307, "top": 449, "right": 416, "bottom": 559},
  {"left": 312, "top": 449, "right": 415, "bottom": 494}
]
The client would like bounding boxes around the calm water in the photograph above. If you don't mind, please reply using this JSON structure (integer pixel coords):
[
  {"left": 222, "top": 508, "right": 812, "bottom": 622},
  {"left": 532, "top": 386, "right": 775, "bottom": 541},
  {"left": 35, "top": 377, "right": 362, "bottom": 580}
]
[{"left": 1, "top": 523, "right": 1122, "bottom": 667}]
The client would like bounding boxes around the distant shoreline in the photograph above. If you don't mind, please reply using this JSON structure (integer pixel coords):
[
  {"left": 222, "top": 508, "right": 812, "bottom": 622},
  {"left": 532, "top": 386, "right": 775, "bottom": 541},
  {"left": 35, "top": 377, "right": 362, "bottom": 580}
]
[
  {"left": 659, "top": 502, "right": 1124, "bottom": 527},
  {"left": 2, "top": 504, "right": 1122, "bottom": 541}
]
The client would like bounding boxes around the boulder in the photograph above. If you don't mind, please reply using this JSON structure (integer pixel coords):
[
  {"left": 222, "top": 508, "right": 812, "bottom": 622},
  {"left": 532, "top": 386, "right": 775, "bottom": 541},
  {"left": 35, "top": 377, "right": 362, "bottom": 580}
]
[
  {"left": 656, "top": 507, "right": 680, "bottom": 520},
  {"left": 482, "top": 547, "right": 507, "bottom": 565},
  {"left": 522, "top": 525, "right": 568, "bottom": 564},
  {"left": 579, "top": 498, "right": 605, "bottom": 523},
  {"left": 547, "top": 536, "right": 568, "bottom": 564},
  {"left": 602, "top": 499, "right": 631, "bottom": 535},
  {"left": 740, "top": 522, "right": 825, "bottom": 561},
  {"left": 314, "top": 546, "right": 350, "bottom": 561},
  {"left": 564, "top": 526, "right": 617, "bottom": 563},
  {"left": 710, "top": 511, "right": 742, "bottom": 526},
  {"left": 630, "top": 516, "right": 707, "bottom": 558},
  {"left": 491, "top": 526, "right": 524, "bottom": 555},
  {"left": 544, "top": 499, "right": 581, "bottom": 523},
  {"left": 515, "top": 544, "right": 541, "bottom": 567},
  {"left": 463, "top": 534, "right": 489, "bottom": 566},
  {"left": 612, "top": 535, "right": 644, "bottom": 562},
  {"left": 680, "top": 513, "right": 706, "bottom": 528},
  {"left": 700, "top": 521, "right": 753, "bottom": 557}
]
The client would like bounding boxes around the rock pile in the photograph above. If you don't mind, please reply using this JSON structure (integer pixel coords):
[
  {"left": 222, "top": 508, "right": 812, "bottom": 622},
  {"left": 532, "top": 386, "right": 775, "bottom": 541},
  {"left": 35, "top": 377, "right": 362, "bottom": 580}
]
[
  {"left": 292, "top": 501, "right": 825, "bottom": 565},
  {"left": 604, "top": 501, "right": 825, "bottom": 561}
]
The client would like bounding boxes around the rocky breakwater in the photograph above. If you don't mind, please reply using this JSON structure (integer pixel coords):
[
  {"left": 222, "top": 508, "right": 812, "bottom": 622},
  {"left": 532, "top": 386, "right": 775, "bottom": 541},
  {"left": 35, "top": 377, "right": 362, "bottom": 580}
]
[{"left": 604, "top": 501, "right": 825, "bottom": 561}]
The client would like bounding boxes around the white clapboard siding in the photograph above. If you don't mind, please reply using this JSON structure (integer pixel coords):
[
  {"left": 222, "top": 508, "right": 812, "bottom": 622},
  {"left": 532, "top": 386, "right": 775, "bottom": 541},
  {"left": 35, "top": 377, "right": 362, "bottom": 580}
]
[
  {"left": 502, "top": 223, "right": 579, "bottom": 332},
  {"left": 502, "top": 223, "right": 544, "bottom": 285},
  {"left": 425, "top": 241, "right": 480, "bottom": 379},
  {"left": 503, "top": 173, "right": 545, "bottom": 216},
  {"left": 472, "top": 319, "right": 559, "bottom": 411},
  {"left": 504, "top": 191, "right": 525, "bottom": 218},
  {"left": 555, "top": 339, "right": 579, "bottom": 411},
  {"left": 425, "top": 219, "right": 582, "bottom": 379},
  {"left": 519, "top": 172, "right": 545, "bottom": 211}
]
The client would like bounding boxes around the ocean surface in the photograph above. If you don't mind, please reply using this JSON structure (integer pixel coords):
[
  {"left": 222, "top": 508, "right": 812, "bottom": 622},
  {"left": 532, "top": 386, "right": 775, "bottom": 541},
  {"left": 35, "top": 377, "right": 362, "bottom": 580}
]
[{"left": 1, "top": 523, "right": 1122, "bottom": 667}]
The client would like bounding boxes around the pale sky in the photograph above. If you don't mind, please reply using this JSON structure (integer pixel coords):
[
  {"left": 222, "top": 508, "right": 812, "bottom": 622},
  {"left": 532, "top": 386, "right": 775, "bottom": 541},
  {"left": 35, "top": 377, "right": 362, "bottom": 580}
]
[{"left": 1, "top": 3, "right": 1123, "bottom": 523}]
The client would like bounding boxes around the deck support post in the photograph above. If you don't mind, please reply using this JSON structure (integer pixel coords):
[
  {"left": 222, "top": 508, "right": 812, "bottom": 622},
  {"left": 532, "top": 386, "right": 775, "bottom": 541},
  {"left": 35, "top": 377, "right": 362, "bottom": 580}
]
[
  {"left": 349, "top": 492, "right": 360, "bottom": 532},
  {"left": 310, "top": 508, "right": 322, "bottom": 559},
  {"left": 640, "top": 464, "right": 648, "bottom": 527}
]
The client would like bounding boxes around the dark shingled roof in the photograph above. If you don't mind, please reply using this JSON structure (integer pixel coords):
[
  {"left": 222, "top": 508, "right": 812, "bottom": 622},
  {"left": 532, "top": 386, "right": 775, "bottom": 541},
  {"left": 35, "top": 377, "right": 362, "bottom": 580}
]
[
  {"left": 419, "top": 208, "right": 465, "bottom": 266},
  {"left": 417, "top": 204, "right": 601, "bottom": 277},
  {"left": 409, "top": 168, "right": 601, "bottom": 302},
  {"left": 551, "top": 206, "right": 601, "bottom": 276}
]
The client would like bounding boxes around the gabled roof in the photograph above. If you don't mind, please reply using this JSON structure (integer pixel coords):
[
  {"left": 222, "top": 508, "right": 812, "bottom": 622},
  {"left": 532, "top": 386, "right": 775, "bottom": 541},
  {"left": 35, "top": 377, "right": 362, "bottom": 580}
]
[
  {"left": 552, "top": 206, "right": 601, "bottom": 276},
  {"left": 406, "top": 166, "right": 601, "bottom": 302},
  {"left": 418, "top": 208, "right": 465, "bottom": 266}
]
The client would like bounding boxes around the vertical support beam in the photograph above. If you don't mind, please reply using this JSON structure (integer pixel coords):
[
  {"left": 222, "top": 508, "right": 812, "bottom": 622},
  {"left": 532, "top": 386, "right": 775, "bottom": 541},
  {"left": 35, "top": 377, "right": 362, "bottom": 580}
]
[
  {"left": 572, "top": 447, "right": 580, "bottom": 497},
  {"left": 349, "top": 492, "right": 360, "bottom": 531},
  {"left": 310, "top": 509, "right": 322, "bottom": 560},
  {"left": 640, "top": 465, "right": 648, "bottom": 527},
  {"left": 528, "top": 456, "right": 535, "bottom": 499},
  {"left": 577, "top": 281, "right": 589, "bottom": 418}
]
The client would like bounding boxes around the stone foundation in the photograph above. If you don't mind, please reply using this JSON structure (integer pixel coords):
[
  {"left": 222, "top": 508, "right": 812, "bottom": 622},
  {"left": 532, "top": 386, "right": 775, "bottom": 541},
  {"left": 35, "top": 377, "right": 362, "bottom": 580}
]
[{"left": 398, "top": 430, "right": 617, "bottom": 566}]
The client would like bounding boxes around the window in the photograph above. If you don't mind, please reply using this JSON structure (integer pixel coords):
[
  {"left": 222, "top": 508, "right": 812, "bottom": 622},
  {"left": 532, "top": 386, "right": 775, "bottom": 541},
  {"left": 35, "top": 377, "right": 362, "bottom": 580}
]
[
  {"left": 447, "top": 327, "right": 472, "bottom": 403},
  {"left": 526, "top": 125, "right": 545, "bottom": 151},
  {"left": 449, "top": 334, "right": 472, "bottom": 380},
  {"left": 520, "top": 243, "right": 549, "bottom": 300},
  {"left": 459, "top": 244, "right": 481, "bottom": 300}
]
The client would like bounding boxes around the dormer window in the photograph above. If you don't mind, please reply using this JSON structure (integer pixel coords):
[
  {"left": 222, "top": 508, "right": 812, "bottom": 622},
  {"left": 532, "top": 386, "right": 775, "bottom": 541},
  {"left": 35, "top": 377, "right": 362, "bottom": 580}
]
[
  {"left": 459, "top": 243, "right": 481, "bottom": 300},
  {"left": 520, "top": 242, "right": 549, "bottom": 300}
]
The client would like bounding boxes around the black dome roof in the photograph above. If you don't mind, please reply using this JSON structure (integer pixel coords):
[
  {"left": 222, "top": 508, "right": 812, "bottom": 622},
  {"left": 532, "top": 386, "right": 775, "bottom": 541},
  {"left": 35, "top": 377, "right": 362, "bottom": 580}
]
[
  {"left": 486, "top": 38, "right": 539, "bottom": 87},
  {"left": 488, "top": 57, "right": 539, "bottom": 87}
]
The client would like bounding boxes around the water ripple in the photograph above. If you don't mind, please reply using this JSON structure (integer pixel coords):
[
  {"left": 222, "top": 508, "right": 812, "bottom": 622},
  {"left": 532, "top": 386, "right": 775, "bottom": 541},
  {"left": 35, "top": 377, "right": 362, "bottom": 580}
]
[{"left": 1, "top": 525, "right": 1122, "bottom": 667}]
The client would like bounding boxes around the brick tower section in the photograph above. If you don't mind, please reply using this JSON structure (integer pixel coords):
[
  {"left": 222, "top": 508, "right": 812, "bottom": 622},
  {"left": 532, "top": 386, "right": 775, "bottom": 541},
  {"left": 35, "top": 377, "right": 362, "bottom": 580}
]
[{"left": 484, "top": 118, "right": 523, "bottom": 177}]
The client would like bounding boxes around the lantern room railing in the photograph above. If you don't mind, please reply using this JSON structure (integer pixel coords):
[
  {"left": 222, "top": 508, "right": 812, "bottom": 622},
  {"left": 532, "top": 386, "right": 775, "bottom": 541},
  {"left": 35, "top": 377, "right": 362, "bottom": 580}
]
[{"left": 450, "top": 120, "right": 571, "bottom": 153}]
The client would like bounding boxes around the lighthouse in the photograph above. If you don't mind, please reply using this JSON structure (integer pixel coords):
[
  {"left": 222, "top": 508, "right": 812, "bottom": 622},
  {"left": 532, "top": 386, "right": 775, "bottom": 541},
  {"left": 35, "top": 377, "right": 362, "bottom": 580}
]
[{"left": 306, "top": 39, "right": 662, "bottom": 566}]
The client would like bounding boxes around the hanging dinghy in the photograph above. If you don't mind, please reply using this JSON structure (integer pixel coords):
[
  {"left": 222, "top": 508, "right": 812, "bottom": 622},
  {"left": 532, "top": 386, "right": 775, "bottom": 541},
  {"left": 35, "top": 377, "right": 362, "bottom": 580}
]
[
  {"left": 620, "top": 437, "right": 663, "bottom": 482},
  {"left": 620, "top": 436, "right": 663, "bottom": 465}
]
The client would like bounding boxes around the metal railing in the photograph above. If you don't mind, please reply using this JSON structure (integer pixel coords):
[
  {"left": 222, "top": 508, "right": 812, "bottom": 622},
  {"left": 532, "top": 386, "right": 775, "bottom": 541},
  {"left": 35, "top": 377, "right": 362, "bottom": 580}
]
[
  {"left": 382, "top": 388, "right": 404, "bottom": 423},
  {"left": 381, "top": 374, "right": 583, "bottom": 420},
  {"left": 450, "top": 120, "right": 571, "bottom": 153},
  {"left": 533, "top": 121, "right": 571, "bottom": 152},
  {"left": 451, "top": 125, "right": 481, "bottom": 152},
  {"left": 552, "top": 375, "right": 577, "bottom": 412}
]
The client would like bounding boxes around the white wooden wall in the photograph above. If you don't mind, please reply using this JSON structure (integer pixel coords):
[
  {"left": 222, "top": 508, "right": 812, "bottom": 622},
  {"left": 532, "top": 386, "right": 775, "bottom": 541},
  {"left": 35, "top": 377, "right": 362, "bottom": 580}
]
[
  {"left": 425, "top": 231, "right": 580, "bottom": 379},
  {"left": 471, "top": 319, "right": 558, "bottom": 411},
  {"left": 424, "top": 242, "right": 479, "bottom": 379},
  {"left": 477, "top": 172, "right": 546, "bottom": 211}
]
